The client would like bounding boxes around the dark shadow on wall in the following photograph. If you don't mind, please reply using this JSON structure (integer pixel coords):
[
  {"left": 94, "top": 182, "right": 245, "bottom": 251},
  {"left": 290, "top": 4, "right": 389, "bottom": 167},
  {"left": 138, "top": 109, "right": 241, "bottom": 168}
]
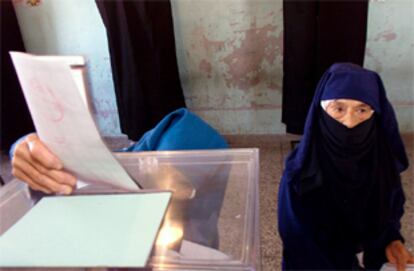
[
  {"left": 95, "top": 0, "right": 186, "bottom": 141},
  {"left": 282, "top": 0, "right": 369, "bottom": 134},
  {"left": 0, "top": 0, "right": 35, "bottom": 152}
]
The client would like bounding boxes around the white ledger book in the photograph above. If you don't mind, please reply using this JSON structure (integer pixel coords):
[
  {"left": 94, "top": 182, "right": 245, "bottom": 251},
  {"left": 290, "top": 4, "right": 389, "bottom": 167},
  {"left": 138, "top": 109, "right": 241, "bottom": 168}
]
[{"left": 10, "top": 52, "right": 139, "bottom": 191}]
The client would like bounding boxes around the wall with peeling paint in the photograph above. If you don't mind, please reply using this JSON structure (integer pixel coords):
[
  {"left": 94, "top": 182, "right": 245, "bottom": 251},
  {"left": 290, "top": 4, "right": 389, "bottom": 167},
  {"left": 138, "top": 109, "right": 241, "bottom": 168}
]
[
  {"left": 12, "top": 0, "right": 121, "bottom": 136},
  {"left": 173, "top": 0, "right": 413, "bottom": 134},
  {"left": 364, "top": 0, "right": 414, "bottom": 132},
  {"left": 171, "top": 0, "right": 285, "bottom": 134},
  {"left": 11, "top": 0, "right": 413, "bottom": 136}
]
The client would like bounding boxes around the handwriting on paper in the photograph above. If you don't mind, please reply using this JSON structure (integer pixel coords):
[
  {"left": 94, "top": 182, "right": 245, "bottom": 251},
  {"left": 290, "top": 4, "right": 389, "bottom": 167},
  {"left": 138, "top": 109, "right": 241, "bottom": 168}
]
[{"left": 10, "top": 52, "right": 139, "bottom": 191}]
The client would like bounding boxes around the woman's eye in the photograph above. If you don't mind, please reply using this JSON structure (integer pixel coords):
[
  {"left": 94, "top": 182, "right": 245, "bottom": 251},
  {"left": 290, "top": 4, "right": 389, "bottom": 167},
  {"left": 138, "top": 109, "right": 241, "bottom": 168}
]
[{"left": 357, "top": 108, "right": 371, "bottom": 115}]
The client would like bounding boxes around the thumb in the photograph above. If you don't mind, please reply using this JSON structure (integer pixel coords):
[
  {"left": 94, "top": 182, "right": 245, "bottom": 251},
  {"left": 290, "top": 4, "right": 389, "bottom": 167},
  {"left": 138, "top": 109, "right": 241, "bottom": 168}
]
[
  {"left": 395, "top": 253, "right": 408, "bottom": 271},
  {"left": 386, "top": 247, "right": 397, "bottom": 264}
]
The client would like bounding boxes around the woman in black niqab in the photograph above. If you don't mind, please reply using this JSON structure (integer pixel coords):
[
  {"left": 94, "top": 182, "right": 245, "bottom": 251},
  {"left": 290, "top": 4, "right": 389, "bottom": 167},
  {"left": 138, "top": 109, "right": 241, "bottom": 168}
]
[{"left": 278, "top": 63, "right": 413, "bottom": 270}]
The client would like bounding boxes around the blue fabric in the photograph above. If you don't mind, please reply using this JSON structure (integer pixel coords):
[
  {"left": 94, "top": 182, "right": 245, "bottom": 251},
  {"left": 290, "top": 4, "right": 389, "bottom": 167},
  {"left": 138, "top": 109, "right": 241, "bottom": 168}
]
[
  {"left": 285, "top": 63, "right": 407, "bottom": 180},
  {"left": 123, "top": 108, "right": 228, "bottom": 151},
  {"left": 278, "top": 63, "right": 409, "bottom": 270},
  {"left": 122, "top": 108, "right": 229, "bottom": 248},
  {"left": 9, "top": 135, "right": 26, "bottom": 161}
]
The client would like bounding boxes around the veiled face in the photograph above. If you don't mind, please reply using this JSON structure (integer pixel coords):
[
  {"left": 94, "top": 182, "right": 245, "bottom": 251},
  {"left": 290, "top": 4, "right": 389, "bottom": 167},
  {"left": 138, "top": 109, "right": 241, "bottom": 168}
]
[{"left": 325, "top": 99, "right": 374, "bottom": 128}]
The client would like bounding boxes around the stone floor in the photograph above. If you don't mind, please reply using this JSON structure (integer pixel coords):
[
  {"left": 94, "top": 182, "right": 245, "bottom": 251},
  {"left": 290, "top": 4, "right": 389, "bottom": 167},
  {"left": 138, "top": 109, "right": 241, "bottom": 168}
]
[{"left": 1, "top": 134, "right": 413, "bottom": 271}]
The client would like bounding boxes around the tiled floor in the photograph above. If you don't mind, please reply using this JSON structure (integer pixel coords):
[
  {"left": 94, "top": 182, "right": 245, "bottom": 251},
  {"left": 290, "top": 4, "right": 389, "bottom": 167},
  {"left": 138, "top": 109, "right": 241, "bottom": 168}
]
[{"left": 1, "top": 134, "right": 413, "bottom": 271}]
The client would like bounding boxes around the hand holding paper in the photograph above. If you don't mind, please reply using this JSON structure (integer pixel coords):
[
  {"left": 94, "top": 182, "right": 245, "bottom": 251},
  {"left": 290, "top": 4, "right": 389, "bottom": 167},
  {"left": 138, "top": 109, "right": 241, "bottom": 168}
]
[
  {"left": 12, "top": 133, "right": 77, "bottom": 194},
  {"left": 10, "top": 52, "right": 139, "bottom": 192}
]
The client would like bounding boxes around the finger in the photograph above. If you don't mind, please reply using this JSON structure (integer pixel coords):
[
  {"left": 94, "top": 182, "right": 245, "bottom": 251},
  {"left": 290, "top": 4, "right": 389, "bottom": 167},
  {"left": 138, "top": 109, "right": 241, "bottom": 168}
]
[
  {"left": 14, "top": 140, "right": 49, "bottom": 173},
  {"left": 386, "top": 247, "right": 397, "bottom": 264},
  {"left": 29, "top": 158, "right": 77, "bottom": 188},
  {"left": 13, "top": 155, "right": 71, "bottom": 194},
  {"left": 25, "top": 137, "right": 63, "bottom": 170},
  {"left": 25, "top": 133, "right": 38, "bottom": 142},
  {"left": 14, "top": 142, "right": 75, "bottom": 193},
  {"left": 395, "top": 253, "right": 408, "bottom": 271},
  {"left": 405, "top": 249, "right": 414, "bottom": 264},
  {"left": 37, "top": 173, "right": 73, "bottom": 195},
  {"left": 45, "top": 169, "right": 77, "bottom": 188},
  {"left": 12, "top": 157, "right": 52, "bottom": 193},
  {"left": 12, "top": 166, "right": 52, "bottom": 194},
  {"left": 12, "top": 151, "right": 49, "bottom": 192},
  {"left": 26, "top": 177, "right": 53, "bottom": 194},
  {"left": 13, "top": 139, "right": 33, "bottom": 162},
  {"left": 396, "top": 262, "right": 405, "bottom": 271}
]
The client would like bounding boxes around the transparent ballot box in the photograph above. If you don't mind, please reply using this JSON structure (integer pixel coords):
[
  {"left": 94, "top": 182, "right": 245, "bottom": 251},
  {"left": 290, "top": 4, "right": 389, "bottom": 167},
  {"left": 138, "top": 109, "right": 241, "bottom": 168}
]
[{"left": 0, "top": 148, "right": 260, "bottom": 271}]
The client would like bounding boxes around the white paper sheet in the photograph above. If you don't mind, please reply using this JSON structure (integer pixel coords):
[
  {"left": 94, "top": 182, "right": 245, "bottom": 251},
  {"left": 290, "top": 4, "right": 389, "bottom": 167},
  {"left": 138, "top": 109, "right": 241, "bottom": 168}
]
[{"left": 10, "top": 52, "right": 139, "bottom": 191}]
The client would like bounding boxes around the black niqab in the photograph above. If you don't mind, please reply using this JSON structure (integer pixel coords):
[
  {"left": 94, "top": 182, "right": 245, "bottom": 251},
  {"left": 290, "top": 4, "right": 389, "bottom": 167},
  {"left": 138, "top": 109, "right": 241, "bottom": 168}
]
[{"left": 315, "top": 109, "right": 400, "bottom": 242}]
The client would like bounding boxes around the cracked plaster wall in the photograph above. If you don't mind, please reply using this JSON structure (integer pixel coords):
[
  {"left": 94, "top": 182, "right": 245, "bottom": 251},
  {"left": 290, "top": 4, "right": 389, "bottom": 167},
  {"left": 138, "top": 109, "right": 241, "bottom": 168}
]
[
  {"left": 364, "top": 0, "right": 414, "bottom": 132},
  {"left": 11, "top": 0, "right": 414, "bottom": 136},
  {"left": 171, "top": 0, "right": 284, "bottom": 134}
]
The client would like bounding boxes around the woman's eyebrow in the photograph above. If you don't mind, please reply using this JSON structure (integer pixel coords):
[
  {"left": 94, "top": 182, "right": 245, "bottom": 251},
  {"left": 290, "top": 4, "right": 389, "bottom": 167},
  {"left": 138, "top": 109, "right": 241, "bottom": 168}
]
[
  {"left": 356, "top": 104, "right": 371, "bottom": 108},
  {"left": 330, "top": 101, "right": 345, "bottom": 106}
]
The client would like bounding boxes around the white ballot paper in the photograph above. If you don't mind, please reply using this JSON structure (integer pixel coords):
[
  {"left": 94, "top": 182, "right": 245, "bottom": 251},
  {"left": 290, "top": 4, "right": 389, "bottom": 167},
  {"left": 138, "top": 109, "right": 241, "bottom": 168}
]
[{"left": 10, "top": 52, "right": 139, "bottom": 191}]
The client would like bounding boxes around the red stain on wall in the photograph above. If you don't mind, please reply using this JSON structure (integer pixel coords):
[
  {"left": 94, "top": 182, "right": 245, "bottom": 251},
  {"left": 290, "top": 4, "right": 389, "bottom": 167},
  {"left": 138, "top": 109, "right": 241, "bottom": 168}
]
[
  {"left": 267, "top": 81, "right": 280, "bottom": 90},
  {"left": 221, "top": 21, "right": 279, "bottom": 90},
  {"left": 191, "top": 25, "right": 226, "bottom": 53},
  {"left": 265, "top": 11, "right": 275, "bottom": 18},
  {"left": 199, "top": 59, "right": 212, "bottom": 78},
  {"left": 202, "top": 34, "right": 226, "bottom": 52},
  {"left": 374, "top": 30, "right": 397, "bottom": 42},
  {"left": 190, "top": 18, "right": 282, "bottom": 93}
]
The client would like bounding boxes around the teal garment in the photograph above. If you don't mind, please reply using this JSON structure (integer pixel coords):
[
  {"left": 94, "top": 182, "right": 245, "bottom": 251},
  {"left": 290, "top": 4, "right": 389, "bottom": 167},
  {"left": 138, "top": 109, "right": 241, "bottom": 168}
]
[
  {"left": 122, "top": 108, "right": 228, "bottom": 151},
  {"left": 123, "top": 108, "right": 229, "bottom": 248}
]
